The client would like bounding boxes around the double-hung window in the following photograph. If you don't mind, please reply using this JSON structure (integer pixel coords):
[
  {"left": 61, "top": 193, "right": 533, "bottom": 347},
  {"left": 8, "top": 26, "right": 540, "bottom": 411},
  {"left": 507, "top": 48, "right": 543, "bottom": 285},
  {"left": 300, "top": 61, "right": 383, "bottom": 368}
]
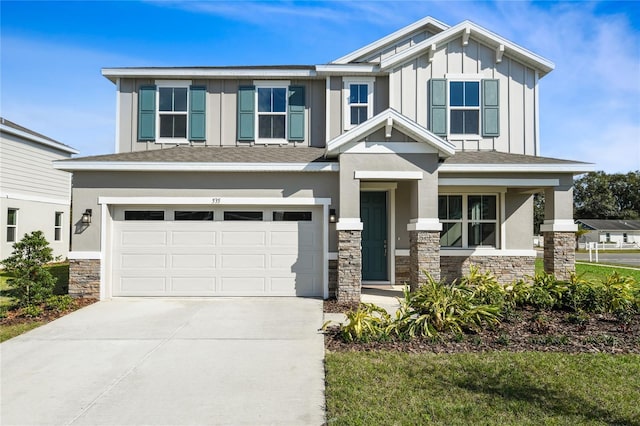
[
  {"left": 257, "top": 85, "right": 287, "bottom": 140},
  {"left": 138, "top": 80, "right": 206, "bottom": 143},
  {"left": 343, "top": 78, "right": 374, "bottom": 129},
  {"left": 449, "top": 81, "right": 480, "bottom": 135},
  {"left": 54, "top": 212, "right": 63, "bottom": 241},
  {"left": 439, "top": 195, "right": 498, "bottom": 248},
  {"left": 428, "top": 77, "right": 499, "bottom": 138},
  {"left": 6, "top": 208, "right": 17, "bottom": 242}
]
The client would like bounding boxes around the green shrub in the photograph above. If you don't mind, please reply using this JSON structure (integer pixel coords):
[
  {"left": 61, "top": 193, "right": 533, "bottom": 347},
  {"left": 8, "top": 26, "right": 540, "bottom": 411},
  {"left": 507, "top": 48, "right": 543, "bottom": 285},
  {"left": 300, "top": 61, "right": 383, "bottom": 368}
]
[
  {"left": 21, "top": 304, "right": 43, "bottom": 318},
  {"left": 1, "top": 231, "right": 57, "bottom": 307},
  {"left": 340, "top": 303, "right": 391, "bottom": 342},
  {"left": 45, "top": 295, "right": 74, "bottom": 312},
  {"left": 527, "top": 273, "right": 568, "bottom": 310}
]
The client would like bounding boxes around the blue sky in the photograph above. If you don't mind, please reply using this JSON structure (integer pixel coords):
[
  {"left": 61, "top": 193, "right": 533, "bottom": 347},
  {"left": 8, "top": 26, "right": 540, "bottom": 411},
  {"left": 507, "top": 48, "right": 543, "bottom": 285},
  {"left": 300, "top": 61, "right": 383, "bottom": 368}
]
[{"left": 1, "top": 0, "right": 639, "bottom": 173}]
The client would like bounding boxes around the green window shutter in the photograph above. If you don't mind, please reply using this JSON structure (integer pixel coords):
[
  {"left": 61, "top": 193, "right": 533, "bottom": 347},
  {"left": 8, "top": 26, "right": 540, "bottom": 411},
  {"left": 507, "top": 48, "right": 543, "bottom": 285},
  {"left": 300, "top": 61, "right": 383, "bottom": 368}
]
[
  {"left": 428, "top": 79, "right": 447, "bottom": 136},
  {"left": 482, "top": 79, "right": 500, "bottom": 137},
  {"left": 138, "top": 85, "right": 156, "bottom": 141},
  {"left": 288, "top": 85, "right": 305, "bottom": 141},
  {"left": 237, "top": 86, "right": 255, "bottom": 141},
  {"left": 189, "top": 86, "right": 206, "bottom": 141}
]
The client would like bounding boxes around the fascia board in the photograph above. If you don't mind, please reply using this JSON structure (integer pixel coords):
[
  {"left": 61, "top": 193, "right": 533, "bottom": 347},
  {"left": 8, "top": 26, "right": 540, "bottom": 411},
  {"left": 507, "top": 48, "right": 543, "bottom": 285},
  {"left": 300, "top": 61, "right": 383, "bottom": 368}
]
[
  {"left": 1, "top": 124, "right": 79, "bottom": 155},
  {"left": 332, "top": 16, "right": 449, "bottom": 64},
  {"left": 380, "top": 21, "right": 555, "bottom": 75},
  {"left": 439, "top": 162, "right": 595, "bottom": 174},
  {"left": 101, "top": 68, "right": 318, "bottom": 83},
  {"left": 52, "top": 161, "right": 339, "bottom": 172},
  {"left": 315, "top": 64, "right": 381, "bottom": 75}
]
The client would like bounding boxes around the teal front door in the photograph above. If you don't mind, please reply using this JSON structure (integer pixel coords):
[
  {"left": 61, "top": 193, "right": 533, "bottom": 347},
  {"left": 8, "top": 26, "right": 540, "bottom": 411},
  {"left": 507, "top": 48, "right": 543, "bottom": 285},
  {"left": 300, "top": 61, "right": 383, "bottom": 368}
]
[{"left": 361, "top": 191, "right": 387, "bottom": 281}]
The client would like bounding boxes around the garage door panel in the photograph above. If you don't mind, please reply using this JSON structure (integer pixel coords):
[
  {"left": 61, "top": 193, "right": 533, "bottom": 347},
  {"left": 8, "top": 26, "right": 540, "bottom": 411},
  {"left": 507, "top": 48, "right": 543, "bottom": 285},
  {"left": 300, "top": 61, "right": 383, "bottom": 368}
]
[
  {"left": 170, "top": 277, "right": 215, "bottom": 293},
  {"left": 172, "top": 231, "right": 216, "bottom": 246},
  {"left": 220, "top": 277, "right": 265, "bottom": 293},
  {"left": 121, "top": 231, "right": 167, "bottom": 246},
  {"left": 221, "top": 231, "right": 266, "bottom": 246},
  {"left": 120, "top": 277, "right": 166, "bottom": 292},
  {"left": 120, "top": 254, "right": 166, "bottom": 269},
  {"left": 112, "top": 205, "right": 323, "bottom": 297},
  {"left": 171, "top": 254, "right": 216, "bottom": 269}
]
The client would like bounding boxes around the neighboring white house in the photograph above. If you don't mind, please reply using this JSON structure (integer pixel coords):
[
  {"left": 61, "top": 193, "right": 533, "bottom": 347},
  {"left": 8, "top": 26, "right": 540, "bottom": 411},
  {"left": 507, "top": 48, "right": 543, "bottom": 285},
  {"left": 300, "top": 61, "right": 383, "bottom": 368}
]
[
  {"left": 577, "top": 219, "right": 640, "bottom": 247},
  {"left": 0, "top": 117, "right": 78, "bottom": 261}
]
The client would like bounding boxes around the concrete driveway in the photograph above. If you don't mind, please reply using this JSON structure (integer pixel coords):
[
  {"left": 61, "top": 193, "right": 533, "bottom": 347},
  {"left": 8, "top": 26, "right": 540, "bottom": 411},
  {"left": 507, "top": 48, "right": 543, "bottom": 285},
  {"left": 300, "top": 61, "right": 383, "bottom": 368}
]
[{"left": 1, "top": 298, "right": 325, "bottom": 425}]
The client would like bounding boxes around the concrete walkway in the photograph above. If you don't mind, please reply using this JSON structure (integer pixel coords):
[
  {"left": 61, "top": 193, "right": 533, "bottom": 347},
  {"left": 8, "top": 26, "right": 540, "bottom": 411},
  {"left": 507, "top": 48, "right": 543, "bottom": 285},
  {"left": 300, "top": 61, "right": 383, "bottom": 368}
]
[
  {"left": 324, "top": 286, "right": 404, "bottom": 325},
  {"left": 1, "top": 298, "right": 325, "bottom": 425}
]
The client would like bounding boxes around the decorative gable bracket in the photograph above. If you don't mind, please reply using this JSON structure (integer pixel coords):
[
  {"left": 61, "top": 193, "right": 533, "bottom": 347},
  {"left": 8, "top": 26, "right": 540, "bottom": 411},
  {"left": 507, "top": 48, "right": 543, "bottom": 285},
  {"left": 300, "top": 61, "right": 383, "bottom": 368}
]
[
  {"left": 462, "top": 25, "right": 471, "bottom": 46},
  {"left": 496, "top": 44, "right": 505, "bottom": 63}
]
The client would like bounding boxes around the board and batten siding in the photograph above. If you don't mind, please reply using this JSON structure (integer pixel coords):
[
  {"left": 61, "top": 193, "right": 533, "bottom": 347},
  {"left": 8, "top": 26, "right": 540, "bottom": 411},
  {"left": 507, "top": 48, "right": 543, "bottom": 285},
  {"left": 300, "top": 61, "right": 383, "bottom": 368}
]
[
  {"left": 388, "top": 37, "right": 539, "bottom": 155},
  {"left": 360, "top": 30, "right": 435, "bottom": 63},
  {"left": 0, "top": 133, "right": 72, "bottom": 202},
  {"left": 118, "top": 78, "right": 326, "bottom": 153}
]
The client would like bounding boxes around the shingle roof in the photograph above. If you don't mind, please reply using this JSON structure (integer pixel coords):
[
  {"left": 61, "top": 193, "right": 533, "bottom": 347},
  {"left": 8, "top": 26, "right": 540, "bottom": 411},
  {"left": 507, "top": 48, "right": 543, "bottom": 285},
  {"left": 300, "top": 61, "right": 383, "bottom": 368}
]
[
  {"left": 576, "top": 219, "right": 640, "bottom": 231},
  {"left": 61, "top": 146, "right": 334, "bottom": 163},
  {"left": 441, "top": 151, "right": 589, "bottom": 165}
]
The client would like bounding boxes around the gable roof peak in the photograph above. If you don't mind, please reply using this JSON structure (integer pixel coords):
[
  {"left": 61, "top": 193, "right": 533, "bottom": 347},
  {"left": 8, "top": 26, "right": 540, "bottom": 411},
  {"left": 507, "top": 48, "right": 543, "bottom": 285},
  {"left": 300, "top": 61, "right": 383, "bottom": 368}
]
[{"left": 332, "top": 16, "right": 449, "bottom": 65}]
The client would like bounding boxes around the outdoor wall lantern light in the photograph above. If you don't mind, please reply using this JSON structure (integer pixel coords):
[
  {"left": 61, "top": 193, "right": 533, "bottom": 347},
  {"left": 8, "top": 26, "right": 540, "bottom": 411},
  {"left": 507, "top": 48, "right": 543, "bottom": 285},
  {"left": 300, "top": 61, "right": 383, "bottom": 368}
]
[
  {"left": 81, "top": 209, "right": 92, "bottom": 224},
  {"left": 329, "top": 209, "right": 337, "bottom": 223}
]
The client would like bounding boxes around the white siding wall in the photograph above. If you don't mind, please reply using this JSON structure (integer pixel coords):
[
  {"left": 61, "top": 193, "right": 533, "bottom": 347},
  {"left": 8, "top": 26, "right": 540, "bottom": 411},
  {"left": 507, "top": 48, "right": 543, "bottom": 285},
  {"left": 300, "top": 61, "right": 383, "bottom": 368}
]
[{"left": 388, "top": 37, "right": 539, "bottom": 155}]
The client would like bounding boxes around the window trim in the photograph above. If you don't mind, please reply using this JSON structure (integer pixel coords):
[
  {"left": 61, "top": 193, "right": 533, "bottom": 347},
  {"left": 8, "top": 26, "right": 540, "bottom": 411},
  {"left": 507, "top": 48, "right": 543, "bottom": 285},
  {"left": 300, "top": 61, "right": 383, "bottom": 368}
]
[
  {"left": 439, "top": 193, "right": 499, "bottom": 249},
  {"left": 155, "top": 80, "right": 191, "bottom": 144},
  {"left": 448, "top": 80, "right": 480, "bottom": 137},
  {"left": 343, "top": 77, "right": 374, "bottom": 130},
  {"left": 254, "top": 81, "right": 290, "bottom": 145},
  {"left": 6, "top": 208, "right": 18, "bottom": 243},
  {"left": 54, "top": 211, "right": 63, "bottom": 241}
]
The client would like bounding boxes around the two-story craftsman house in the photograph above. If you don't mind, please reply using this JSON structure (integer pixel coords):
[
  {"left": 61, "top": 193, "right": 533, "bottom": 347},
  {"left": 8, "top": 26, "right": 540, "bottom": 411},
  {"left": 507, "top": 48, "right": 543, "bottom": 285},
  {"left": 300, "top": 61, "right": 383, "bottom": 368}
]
[{"left": 55, "top": 17, "right": 592, "bottom": 302}]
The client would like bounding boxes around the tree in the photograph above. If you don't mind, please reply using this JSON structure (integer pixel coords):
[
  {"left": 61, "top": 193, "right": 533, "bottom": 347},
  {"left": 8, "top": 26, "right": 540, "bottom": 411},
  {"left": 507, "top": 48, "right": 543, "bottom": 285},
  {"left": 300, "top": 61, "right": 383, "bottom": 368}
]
[
  {"left": 533, "top": 193, "right": 545, "bottom": 235},
  {"left": 0, "top": 231, "right": 57, "bottom": 307},
  {"left": 574, "top": 171, "right": 640, "bottom": 219}
]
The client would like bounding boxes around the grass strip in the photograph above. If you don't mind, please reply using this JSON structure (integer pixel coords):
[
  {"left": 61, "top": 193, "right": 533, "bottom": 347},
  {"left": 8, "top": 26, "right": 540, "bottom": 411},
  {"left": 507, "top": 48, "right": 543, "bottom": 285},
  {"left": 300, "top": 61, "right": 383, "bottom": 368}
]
[{"left": 325, "top": 351, "right": 640, "bottom": 425}]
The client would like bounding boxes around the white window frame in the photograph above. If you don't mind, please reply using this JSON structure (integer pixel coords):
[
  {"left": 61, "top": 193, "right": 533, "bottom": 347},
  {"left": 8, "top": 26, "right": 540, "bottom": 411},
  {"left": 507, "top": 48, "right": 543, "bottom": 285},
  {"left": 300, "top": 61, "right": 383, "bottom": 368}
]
[
  {"left": 445, "top": 74, "right": 482, "bottom": 138},
  {"left": 254, "top": 81, "right": 290, "bottom": 145},
  {"left": 343, "top": 77, "right": 374, "bottom": 130},
  {"left": 155, "top": 80, "right": 191, "bottom": 144},
  {"left": 54, "top": 211, "right": 63, "bottom": 241},
  {"left": 439, "top": 193, "right": 499, "bottom": 249},
  {"left": 7, "top": 208, "right": 18, "bottom": 243}
]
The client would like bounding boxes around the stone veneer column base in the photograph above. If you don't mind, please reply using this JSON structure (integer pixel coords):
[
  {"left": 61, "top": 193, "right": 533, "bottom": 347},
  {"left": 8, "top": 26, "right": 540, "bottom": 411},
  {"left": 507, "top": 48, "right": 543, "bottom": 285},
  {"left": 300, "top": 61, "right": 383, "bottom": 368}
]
[
  {"left": 543, "top": 231, "right": 576, "bottom": 281},
  {"left": 395, "top": 255, "right": 411, "bottom": 285},
  {"left": 441, "top": 256, "right": 536, "bottom": 284},
  {"left": 69, "top": 259, "right": 101, "bottom": 298},
  {"left": 409, "top": 230, "right": 440, "bottom": 291},
  {"left": 337, "top": 230, "right": 362, "bottom": 303},
  {"left": 328, "top": 259, "right": 338, "bottom": 299}
]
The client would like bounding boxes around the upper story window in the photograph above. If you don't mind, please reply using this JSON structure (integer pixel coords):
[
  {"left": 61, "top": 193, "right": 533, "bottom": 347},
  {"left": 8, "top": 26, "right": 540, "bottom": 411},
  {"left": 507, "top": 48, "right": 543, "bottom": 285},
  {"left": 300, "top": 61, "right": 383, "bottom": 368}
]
[
  {"left": 439, "top": 194, "right": 498, "bottom": 248},
  {"left": 449, "top": 81, "right": 479, "bottom": 135},
  {"left": 237, "top": 83, "right": 305, "bottom": 143},
  {"left": 428, "top": 77, "right": 499, "bottom": 139},
  {"left": 6, "top": 208, "right": 17, "bottom": 242},
  {"left": 257, "top": 86, "right": 287, "bottom": 140},
  {"left": 343, "top": 77, "right": 374, "bottom": 130},
  {"left": 158, "top": 86, "right": 188, "bottom": 139},
  {"left": 138, "top": 80, "right": 206, "bottom": 143}
]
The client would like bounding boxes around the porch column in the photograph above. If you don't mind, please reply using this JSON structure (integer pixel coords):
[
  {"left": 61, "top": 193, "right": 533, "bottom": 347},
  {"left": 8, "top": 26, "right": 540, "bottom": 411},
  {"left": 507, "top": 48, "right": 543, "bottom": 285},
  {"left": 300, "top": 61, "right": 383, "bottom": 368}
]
[
  {"left": 541, "top": 175, "right": 577, "bottom": 280},
  {"left": 408, "top": 169, "right": 441, "bottom": 290},
  {"left": 336, "top": 224, "right": 362, "bottom": 303}
]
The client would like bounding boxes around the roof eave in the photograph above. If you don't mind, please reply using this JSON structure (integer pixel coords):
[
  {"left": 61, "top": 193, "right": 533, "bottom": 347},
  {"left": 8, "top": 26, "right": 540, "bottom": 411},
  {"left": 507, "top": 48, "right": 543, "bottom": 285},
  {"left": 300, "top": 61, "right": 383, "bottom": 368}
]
[
  {"left": 52, "top": 160, "right": 339, "bottom": 173},
  {"left": 439, "top": 162, "right": 595, "bottom": 174},
  {"left": 101, "top": 67, "right": 319, "bottom": 83},
  {"left": 0, "top": 123, "right": 78, "bottom": 155}
]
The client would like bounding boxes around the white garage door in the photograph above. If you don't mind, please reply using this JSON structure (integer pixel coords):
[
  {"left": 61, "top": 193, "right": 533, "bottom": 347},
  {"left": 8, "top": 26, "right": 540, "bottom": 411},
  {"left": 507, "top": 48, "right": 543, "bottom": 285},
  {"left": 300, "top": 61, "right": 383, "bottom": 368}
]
[{"left": 111, "top": 206, "right": 323, "bottom": 297}]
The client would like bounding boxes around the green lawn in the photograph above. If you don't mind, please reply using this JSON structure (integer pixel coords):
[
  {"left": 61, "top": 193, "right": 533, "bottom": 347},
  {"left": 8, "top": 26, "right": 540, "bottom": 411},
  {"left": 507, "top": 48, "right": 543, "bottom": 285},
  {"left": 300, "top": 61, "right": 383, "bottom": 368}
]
[
  {"left": 534, "top": 257, "right": 640, "bottom": 281},
  {"left": 0, "top": 321, "right": 46, "bottom": 342},
  {"left": 325, "top": 351, "right": 640, "bottom": 425}
]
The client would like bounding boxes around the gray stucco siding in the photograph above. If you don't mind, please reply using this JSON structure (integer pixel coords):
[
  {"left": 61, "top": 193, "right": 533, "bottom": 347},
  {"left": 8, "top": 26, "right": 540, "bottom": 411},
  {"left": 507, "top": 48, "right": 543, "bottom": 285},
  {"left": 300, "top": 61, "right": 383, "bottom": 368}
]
[{"left": 71, "top": 171, "right": 339, "bottom": 252}]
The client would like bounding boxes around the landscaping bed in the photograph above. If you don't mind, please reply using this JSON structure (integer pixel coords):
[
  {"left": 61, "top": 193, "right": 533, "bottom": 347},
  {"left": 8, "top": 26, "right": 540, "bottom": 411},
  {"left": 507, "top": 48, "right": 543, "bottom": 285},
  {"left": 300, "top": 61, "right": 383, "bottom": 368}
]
[{"left": 324, "top": 307, "right": 639, "bottom": 354}]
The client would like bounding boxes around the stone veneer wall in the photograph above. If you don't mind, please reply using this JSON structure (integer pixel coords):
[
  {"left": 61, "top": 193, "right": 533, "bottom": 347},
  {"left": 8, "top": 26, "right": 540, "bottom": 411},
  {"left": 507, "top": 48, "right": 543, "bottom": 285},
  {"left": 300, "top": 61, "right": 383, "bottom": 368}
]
[
  {"left": 69, "top": 259, "right": 100, "bottom": 298},
  {"left": 395, "top": 255, "right": 411, "bottom": 286},
  {"left": 441, "top": 256, "right": 536, "bottom": 284},
  {"left": 409, "top": 230, "right": 440, "bottom": 290},
  {"left": 328, "top": 259, "right": 338, "bottom": 298},
  {"left": 337, "top": 230, "right": 362, "bottom": 303},
  {"left": 543, "top": 231, "right": 576, "bottom": 281}
]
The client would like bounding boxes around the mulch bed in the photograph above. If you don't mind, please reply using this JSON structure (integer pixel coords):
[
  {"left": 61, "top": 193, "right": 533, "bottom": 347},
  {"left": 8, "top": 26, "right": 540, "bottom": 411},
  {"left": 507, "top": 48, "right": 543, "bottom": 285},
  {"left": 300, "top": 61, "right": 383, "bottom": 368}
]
[
  {"left": 1, "top": 298, "right": 98, "bottom": 327},
  {"left": 324, "top": 300, "right": 640, "bottom": 354}
]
